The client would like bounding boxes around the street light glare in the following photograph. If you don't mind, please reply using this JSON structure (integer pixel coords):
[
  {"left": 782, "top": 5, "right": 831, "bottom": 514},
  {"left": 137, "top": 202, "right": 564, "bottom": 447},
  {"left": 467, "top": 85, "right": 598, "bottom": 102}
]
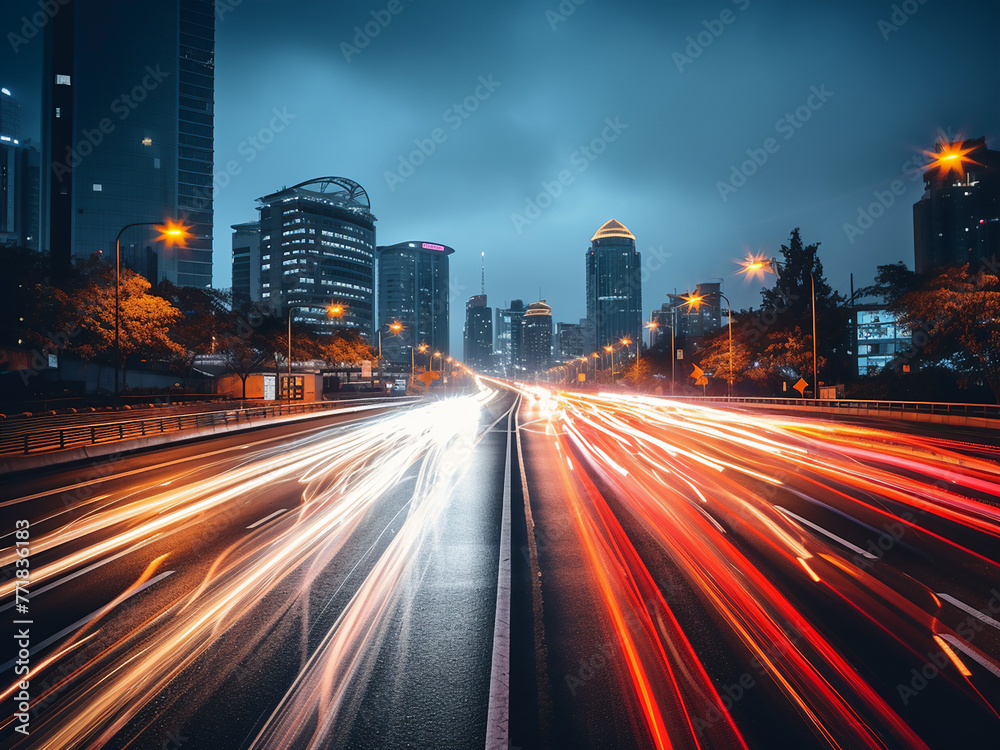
[
  {"left": 738, "top": 252, "right": 772, "bottom": 281},
  {"left": 680, "top": 290, "right": 708, "bottom": 311},
  {"left": 923, "top": 139, "right": 978, "bottom": 180},
  {"left": 153, "top": 219, "right": 193, "bottom": 247}
]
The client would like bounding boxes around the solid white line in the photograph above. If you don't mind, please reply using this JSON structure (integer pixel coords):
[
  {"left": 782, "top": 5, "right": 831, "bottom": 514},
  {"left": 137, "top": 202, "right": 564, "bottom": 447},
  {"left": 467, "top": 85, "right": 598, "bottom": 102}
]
[
  {"left": 484, "top": 403, "right": 514, "bottom": 750},
  {"left": 777, "top": 506, "right": 878, "bottom": 559},
  {"left": 937, "top": 592, "right": 1000, "bottom": 631},
  {"left": 246, "top": 508, "right": 288, "bottom": 529},
  {"left": 0, "top": 570, "right": 174, "bottom": 673},
  {"left": 940, "top": 634, "right": 1000, "bottom": 679}
]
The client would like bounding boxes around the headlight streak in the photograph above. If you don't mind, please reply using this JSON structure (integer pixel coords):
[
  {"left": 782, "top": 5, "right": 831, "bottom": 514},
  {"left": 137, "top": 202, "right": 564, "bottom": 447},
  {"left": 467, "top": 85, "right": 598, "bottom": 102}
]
[
  {"left": 1, "top": 391, "right": 494, "bottom": 749},
  {"left": 507, "top": 385, "right": 1000, "bottom": 747}
]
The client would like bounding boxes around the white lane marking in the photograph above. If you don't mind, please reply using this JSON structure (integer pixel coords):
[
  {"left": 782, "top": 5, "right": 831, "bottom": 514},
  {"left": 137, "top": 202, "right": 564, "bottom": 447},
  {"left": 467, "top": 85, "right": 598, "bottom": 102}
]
[
  {"left": 937, "top": 592, "right": 1000, "bottom": 631},
  {"left": 940, "top": 634, "right": 1000, "bottom": 679},
  {"left": 1, "top": 570, "right": 174, "bottom": 673},
  {"left": 0, "top": 538, "right": 155, "bottom": 613},
  {"left": 247, "top": 508, "right": 289, "bottom": 530},
  {"left": 777, "top": 506, "right": 878, "bottom": 559},
  {"left": 485, "top": 403, "right": 514, "bottom": 750}
]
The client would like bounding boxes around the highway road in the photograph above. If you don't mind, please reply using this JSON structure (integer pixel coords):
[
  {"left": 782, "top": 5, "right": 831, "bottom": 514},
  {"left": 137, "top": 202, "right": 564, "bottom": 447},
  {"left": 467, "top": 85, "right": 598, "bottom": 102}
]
[{"left": 3, "top": 383, "right": 1000, "bottom": 748}]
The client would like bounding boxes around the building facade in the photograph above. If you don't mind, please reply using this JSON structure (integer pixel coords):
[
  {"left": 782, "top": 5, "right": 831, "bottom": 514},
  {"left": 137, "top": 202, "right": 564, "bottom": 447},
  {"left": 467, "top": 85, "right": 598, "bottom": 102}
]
[
  {"left": 0, "top": 88, "right": 39, "bottom": 250},
  {"left": 522, "top": 300, "right": 553, "bottom": 376},
  {"left": 257, "top": 177, "right": 377, "bottom": 337},
  {"left": 231, "top": 221, "right": 261, "bottom": 303},
  {"left": 913, "top": 137, "right": 1000, "bottom": 274},
  {"left": 586, "top": 219, "right": 642, "bottom": 352},
  {"left": 495, "top": 299, "right": 525, "bottom": 377},
  {"left": 376, "top": 240, "right": 453, "bottom": 365},
  {"left": 855, "top": 305, "right": 909, "bottom": 376},
  {"left": 556, "top": 320, "right": 586, "bottom": 361},
  {"left": 42, "top": 0, "right": 215, "bottom": 285},
  {"left": 464, "top": 294, "right": 493, "bottom": 370}
]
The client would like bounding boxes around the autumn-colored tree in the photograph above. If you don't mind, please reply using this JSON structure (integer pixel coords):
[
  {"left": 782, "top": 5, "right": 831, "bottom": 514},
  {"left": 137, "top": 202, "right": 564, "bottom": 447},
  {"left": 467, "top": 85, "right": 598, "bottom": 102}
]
[
  {"left": 892, "top": 265, "right": 1000, "bottom": 402},
  {"left": 70, "top": 267, "right": 183, "bottom": 371},
  {"left": 322, "top": 330, "right": 374, "bottom": 366},
  {"left": 156, "top": 281, "right": 232, "bottom": 365}
]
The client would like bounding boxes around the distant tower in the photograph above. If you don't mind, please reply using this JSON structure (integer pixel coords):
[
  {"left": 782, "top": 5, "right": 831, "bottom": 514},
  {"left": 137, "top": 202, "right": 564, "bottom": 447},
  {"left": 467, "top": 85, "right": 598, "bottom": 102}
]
[
  {"left": 464, "top": 294, "right": 493, "bottom": 370},
  {"left": 0, "top": 87, "right": 40, "bottom": 251},
  {"left": 586, "top": 219, "right": 642, "bottom": 352},
  {"left": 521, "top": 300, "right": 553, "bottom": 376},
  {"left": 496, "top": 299, "right": 526, "bottom": 376}
]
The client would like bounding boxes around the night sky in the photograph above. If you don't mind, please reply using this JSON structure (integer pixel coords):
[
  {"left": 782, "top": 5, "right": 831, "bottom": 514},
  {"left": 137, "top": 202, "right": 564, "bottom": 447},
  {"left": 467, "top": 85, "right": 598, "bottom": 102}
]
[{"left": 3, "top": 0, "right": 998, "bottom": 352}]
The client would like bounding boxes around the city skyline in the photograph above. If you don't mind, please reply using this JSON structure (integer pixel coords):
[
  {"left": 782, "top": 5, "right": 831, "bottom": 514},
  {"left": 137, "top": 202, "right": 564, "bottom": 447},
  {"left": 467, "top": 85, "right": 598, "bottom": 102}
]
[{"left": 1, "top": 0, "right": 997, "bottom": 356}]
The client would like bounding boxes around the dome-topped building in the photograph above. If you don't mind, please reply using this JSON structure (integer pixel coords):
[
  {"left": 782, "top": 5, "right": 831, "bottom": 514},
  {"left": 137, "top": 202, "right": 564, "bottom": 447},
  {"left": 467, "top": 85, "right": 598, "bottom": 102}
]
[{"left": 585, "top": 219, "right": 642, "bottom": 354}]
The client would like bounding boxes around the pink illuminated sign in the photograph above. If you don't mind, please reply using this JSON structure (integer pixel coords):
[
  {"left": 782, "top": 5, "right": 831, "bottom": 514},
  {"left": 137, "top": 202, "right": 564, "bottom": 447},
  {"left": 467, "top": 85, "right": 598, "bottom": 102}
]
[{"left": 422, "top": 242, "right": 445, "bottom": 251}]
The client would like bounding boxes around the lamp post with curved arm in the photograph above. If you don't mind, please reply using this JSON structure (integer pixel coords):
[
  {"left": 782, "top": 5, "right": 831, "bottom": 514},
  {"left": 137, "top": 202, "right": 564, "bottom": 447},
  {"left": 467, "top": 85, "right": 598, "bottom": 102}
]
[
  {"left": 113, "top": 220, "right": 191, "bottom": 398},
  {"left": 681, "top": 288, "right": 733, "bottom": 399}
]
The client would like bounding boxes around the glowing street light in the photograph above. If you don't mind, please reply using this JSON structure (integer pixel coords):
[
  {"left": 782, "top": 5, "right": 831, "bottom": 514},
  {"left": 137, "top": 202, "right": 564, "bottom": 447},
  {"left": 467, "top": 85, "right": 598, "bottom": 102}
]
[
  {"left": 646, "top": 318, "right": 675, "bottom": 394},
  {"left": 113, "top": 219, "right": 192, "bottom": 398},
  {"left": 412, "top": 342, "right": 429, "bottom": 377},
  {"left": 737, "top": 252, "right": 817, "bottom": 397},
  {"left": 922, "top": 139, "right": 979, "bottom": 181},
  {"left": 681, "top": 286, "right": 733, "bottom": 398}
]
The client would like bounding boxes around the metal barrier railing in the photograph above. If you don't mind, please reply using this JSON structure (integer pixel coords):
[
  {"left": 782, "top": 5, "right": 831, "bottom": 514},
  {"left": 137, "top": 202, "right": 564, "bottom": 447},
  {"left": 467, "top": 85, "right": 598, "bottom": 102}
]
[
  {"left": 681, "top": 396, "right": 1000, "bottom": 420},
  {"left": 0, "top": 397, "right": 414, "bottom": 455}
]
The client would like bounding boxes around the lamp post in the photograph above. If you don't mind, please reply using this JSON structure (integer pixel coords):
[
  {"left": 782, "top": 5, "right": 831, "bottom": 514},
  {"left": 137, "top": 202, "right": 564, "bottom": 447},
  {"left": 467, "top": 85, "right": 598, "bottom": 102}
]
[
  {"left": 591, "top": 352, "right": 599, "bottom": 383},
  {"left": 740, "top": 253, "right": 818, "bottom": 397},
  {"left": 432, "top": 351, "right": 442, "bottom": 372},
  {"left": 412, "top": 343, "right": 429, "bottom": 377},
  {"left": 377, "top": 321, "right": 404, "bottom": 390},
  {"left": 680, "top": 288, "right": 733, "bottom": 398},
  {"left": 113, "top": 220, "right": 191, "bottom": 398},
  {"left": 604, "top": 344, "right": 614, "bottom": 381}
]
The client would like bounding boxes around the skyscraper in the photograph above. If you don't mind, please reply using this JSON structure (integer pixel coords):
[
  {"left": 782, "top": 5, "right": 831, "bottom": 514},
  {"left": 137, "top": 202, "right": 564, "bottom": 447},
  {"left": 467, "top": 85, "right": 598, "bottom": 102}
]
[
  {"left": 673, "top": 283, "right": 721, "bottom": 339},
  {"left": 464, "top": 294, "right": 493, "bottom": 370},
  {"left": 376, "top": 240, "right": 453, "bottom": 365},
  {"left": 0, "top": 87, "right": 39, "bottom": 250},
  {"left": 495, "top": 299, "right": 525, "bottom": 376},
  {"left": 257, "top": 177, "right": 377, "bottom": 337},
  {"left": 522, "top": 300, "right": 553, "bottom": 376},
  {"left": 231, "top": 220, "right": 261, "bottom": 304},
  {"left": 42, "top": 0, "right": 215, "bottom": 285},
  {"left": 913, "top": 137, "right": 1000, "bottom": 274},
  {"left": 586, "top": 219, "right": 642, "bottom": 352}
]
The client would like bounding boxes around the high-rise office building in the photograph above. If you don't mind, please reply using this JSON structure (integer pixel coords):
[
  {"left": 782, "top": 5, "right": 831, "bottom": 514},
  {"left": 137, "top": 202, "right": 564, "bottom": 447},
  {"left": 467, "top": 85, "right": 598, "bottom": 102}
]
[
  {"left": 913, "top": 136, "right": 1000, "bottom": 274},
  {"left": 495, "top": 299, "right": 526, "bottom": 377},
  {"left": 464, "top": 294, "right": 493, "bottom": 370},
  {"left": 522, "top": 300, "right": 553, "bottom": 376},
  {"left": 586, "top": 219, "right": 642, "bottom": 352},
  {"left": 257, "top": 177, "right": 377, "bottom": 337},
  {"left": 231, "top": 221, "right": 261, "bottom": 303},
  {"left": 42, "top": 0, "right": 215, "bottom": 285},
  {"left": 556, "top": 320, "right": 585, "bottom": 361},
  {"left": 0, "top": 88, "right": 39, "bottom": 250},
  {"left": 376, "top": 240, "right": 453, "bottom": 365}
]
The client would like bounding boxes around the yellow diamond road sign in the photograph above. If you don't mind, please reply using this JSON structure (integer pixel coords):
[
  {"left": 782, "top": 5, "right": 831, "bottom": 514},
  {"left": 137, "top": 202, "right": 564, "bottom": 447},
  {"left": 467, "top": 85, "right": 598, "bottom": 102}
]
[
  {"left": 696, "top": 375, "right": 708, "bottom": 386},
  {"left": 691, "top": 364, "right": 704, "bottom": 380},
  {"left": 793, "top": 377, "right": 808, "bottom": 395}
]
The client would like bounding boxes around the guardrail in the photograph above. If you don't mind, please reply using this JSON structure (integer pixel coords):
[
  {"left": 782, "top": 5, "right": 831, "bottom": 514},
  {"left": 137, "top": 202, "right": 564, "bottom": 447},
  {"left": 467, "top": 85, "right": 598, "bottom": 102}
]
[
  {"left": 0, "top": 397, "right": 411, "bottom": 456},
  {"left": 683, "top": 396, "right": 1000, "bottom": 421}
]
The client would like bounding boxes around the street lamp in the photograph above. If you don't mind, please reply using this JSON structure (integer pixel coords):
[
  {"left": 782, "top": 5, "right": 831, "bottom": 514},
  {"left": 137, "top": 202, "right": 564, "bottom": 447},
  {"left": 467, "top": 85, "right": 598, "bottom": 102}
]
[
  {"left": 681, "top": 287, "right": 733, "bottom": 399},
  {"left": 113, "top": 219, "right": 191, "bottom": 398},
  {"left": 412, "top": 342, "right": 429, "bottom": 377},
  {"left": 432, "top": 351, "right": 442, "bottom": 372},
  {"left": 645, "top": 319, "right": 675, "bottom": 395},
  {"left": 739, "top": 253, "right": 817, "bottom": 397},
  {"left": 604, "top": 344, "right": 614, "bottom": 380},
  {"left": 591, "top": 352, "right": 599, "bottom": 383},
  {"left": 377, "top": 321, "right": 404, "bottom": 388}
]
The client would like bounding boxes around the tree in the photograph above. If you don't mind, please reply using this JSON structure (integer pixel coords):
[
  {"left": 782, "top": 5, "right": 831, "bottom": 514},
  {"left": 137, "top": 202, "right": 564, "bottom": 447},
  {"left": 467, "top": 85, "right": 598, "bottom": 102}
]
[
  {"left": 156, "top": 281, "right": 232, "bottom": 366},
  {"left": 70, "top": 266, "right": 183, "bottom": 382},
  {"left": 892, "top": 265, "right": 1000, "bottom": 402},
  {"left": 861, "top": 261, "right": 922, "bottom": 306},
  {"left": 757, "top": 228, "right": 851, "bottom": 385},
  {"left": 322, "top": 329, "right": 374, "bottom": 367}
]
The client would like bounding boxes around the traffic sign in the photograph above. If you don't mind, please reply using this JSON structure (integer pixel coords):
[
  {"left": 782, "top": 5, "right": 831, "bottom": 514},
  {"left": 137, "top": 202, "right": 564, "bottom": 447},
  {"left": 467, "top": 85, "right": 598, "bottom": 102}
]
[
  {"left": 691, "top": 364, "right": 704, "bottom": 380},
  {"left": 695, "top": 376, "right": 708, "bottom": 386},
  {"left": 793, "top": 377, "right": 808, "bottom": 396}
]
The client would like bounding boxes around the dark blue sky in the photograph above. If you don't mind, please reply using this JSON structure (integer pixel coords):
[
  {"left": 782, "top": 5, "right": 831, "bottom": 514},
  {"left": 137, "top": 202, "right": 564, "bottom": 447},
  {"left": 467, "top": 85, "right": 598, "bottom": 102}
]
[{"left": 3, "top": 0, "right": 998, "bottom": 350}]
